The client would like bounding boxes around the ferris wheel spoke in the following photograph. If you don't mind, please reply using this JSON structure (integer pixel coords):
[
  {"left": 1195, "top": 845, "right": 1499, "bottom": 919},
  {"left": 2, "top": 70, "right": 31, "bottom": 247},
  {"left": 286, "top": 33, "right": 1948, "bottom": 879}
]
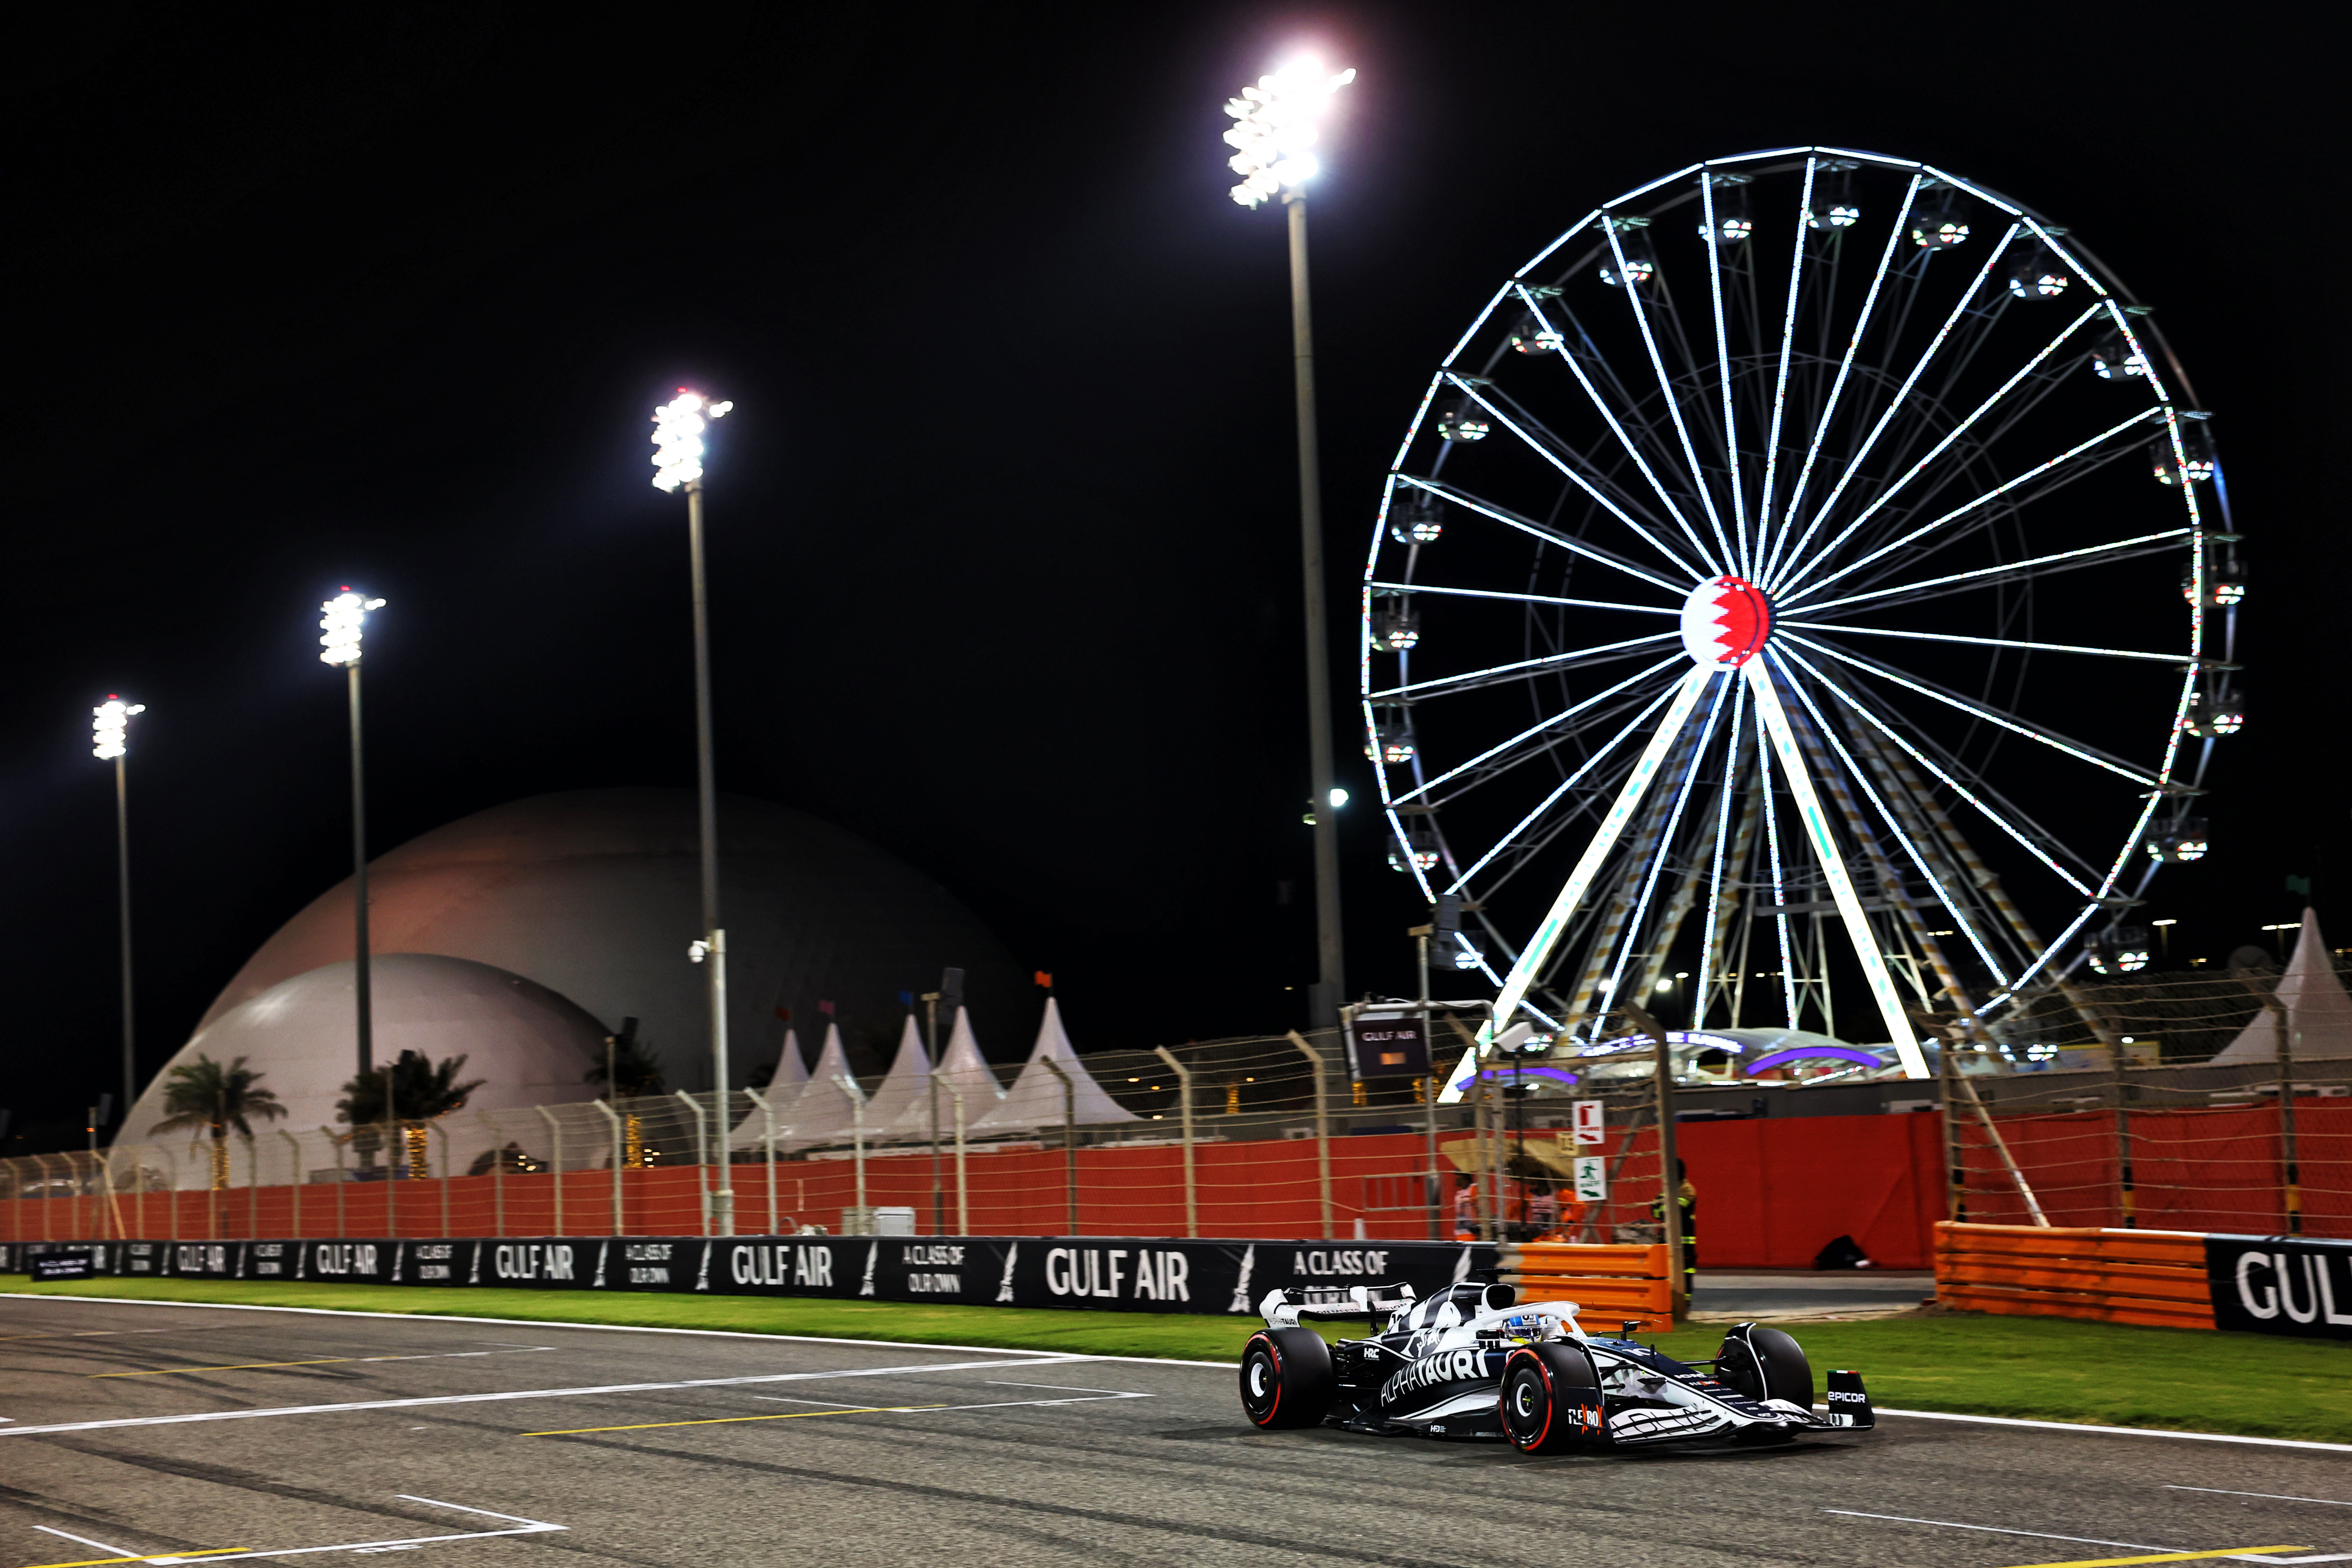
[
  {"left": 1687, "top": 681, "right": 1752, "bottom": 1031},
  {"left": 1771, "top": 227, "right": 2031, "bottom": 588},
  {"left": 1751, "top": 708, "right": 1800, "bottom": 1028},
  {"left": 1758, "top": 173, "right": 1924, "bottom": 586},
  {"left": 1779, "top": 404, "right": 2168, "bottom": 606},
  {"left": 1743, "top": 659, "right": 1930, "bottom": 1076},
  {"left": 1752, "top": 159, "right": 1818, "bottom": 566},
  {"left": 1370, "top": 631, "right": 1680, "bottom": 703},
  {"left": 1780, "top": 631, "right": 2168, "bottom": 789},
  {"left": 1776, "top": 663, "right": 2013, "bottom": 986},
  {"left": 1399, "top": 476, "right": 1689, "bottom": 595},
  {"left": 1593, "top": 673, "right": 1734, "bottom": 1017},
  {"left": 1445, "top": 373, "right": 1710, "bottom": 579},
  {"left": 1773, "top": 643, "right": 2100, "bottom": 895},
  {"left": 1605, "top": 223, "right": 1740, "bottom": 573},
  {"left": 1463, "top": 668, "right": 1717, "bottom": 1057},
  {"left": 1366, "top": 580, "right": 1681, "bottom": 617},
  {"left": 1793, "top": 528, "right": 2195, "bottom": 616},
  {"left": 1394, "top": 654, "right": 1688, "bottom": 807},
  {"left": 1699, "top": 178, "right": 1753, "bottom": 579},
  {"left": 1775, "top": 298, "right": 2108, "bottom": 599},
  {"left": 1783, "top": 619, "right": 2201, "bottom": 666},
  {"left": 1522, "top": 289, "right": 1723, "bottom": 572}
]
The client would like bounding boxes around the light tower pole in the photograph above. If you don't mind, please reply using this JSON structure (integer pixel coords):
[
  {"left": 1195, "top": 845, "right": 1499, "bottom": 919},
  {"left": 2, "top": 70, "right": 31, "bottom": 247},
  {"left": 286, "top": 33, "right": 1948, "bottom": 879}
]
[
  {"left": 93, "top": 697, "right": 146, "bottom": 1117},
  {"left": 1224, "top": 58, "right": 1356, "bottom": 1027},
  {"left": 652, "top": 388, "right": 738, "bottom": 1236},
  {"left": 318, "top": 589, "right": 386, "bottom": 1080}
]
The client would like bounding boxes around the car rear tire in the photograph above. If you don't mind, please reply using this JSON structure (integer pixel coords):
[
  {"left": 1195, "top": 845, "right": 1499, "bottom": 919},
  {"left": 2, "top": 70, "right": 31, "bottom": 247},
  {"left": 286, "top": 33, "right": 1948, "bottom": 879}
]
[
  {"left": 1240, "top": 1328, "right": 1335, "bottom": 1429},
  {"left": 1498, "top": 1343, "right": 1605, "bottom": 1455},
  {"left": 1717, "top": 1323, "right": 1813, "bottom": 1408}
]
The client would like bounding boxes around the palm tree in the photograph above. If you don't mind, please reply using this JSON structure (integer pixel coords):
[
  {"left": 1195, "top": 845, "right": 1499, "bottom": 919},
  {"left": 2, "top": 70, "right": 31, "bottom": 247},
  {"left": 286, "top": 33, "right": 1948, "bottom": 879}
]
[
  {"left": 336, "top": 1050, "right": 486, "bottom": 1177},
  {"left": 149, "top": 1054, "right": 287, "bottom": 1189}
]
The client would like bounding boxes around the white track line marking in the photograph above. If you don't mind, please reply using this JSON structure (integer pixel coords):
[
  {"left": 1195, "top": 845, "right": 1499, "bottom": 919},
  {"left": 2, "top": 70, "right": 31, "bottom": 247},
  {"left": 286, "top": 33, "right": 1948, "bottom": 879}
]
[
  {"left": 137, "top": 1495, "right": 565, "bottom": 1564},
  {"left": 96, "top": 1348, "right": 555, "bottom": 1379},
  {"left": 1869, "top": 1408, "right": 2352, "bottom": 1455},
  {"left": 33, "top": 1527, "right": 143, "bottom": 1557},
  {"left": 12, "top": 1294, "right": 2343, "bottom": 1454},
  {"left": 2170, "top": 1489, "right": 2352, "bottom": 1508},
  {"left": 984, "top": 1380, "right": 1145, "bottom": 1394},
  {"left": 1824, "top": 1512, "right": 2351, "bottom": 1564},
  {"left": 0, "top": 1356, "right": 1079, "bottom": 1437}
]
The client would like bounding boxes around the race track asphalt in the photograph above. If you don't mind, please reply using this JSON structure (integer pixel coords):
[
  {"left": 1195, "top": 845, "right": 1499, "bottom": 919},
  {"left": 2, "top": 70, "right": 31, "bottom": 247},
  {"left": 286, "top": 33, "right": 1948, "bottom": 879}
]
[{"left": 4, "top": 1295, "right": 2350, "bottom": 1568}]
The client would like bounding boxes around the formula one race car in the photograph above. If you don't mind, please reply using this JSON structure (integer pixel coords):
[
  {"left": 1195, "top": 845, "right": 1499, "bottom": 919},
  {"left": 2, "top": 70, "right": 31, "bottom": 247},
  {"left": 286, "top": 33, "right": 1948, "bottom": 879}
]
[{"left": 1239, "top": 1278, "right": 1874, "bottom": 1453}]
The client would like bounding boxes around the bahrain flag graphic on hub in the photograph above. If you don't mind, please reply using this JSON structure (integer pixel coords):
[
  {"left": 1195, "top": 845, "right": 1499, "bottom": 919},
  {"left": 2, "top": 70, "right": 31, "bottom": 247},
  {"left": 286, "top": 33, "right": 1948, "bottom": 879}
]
[{"left": 1679, "top": 575, "right": 1771, "bottom": 666}]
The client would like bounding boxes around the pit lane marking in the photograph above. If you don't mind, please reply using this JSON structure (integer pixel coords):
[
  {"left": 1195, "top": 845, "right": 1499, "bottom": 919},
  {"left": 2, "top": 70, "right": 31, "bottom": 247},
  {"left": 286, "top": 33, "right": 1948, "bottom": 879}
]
[
  {"left": 2169, "top": 1488, "right": 2352, "bottom": 1508},
  {"left": 528, "top": 1391, "right": 1154, "bottom": 1437},
  {"left": 18, "top": 1551, "right": 247, "bottom": 1568},
  {"left": 14, "top": 1498, "right": 555, "bottom": 1568},
  {"left": 34, "top": 1527, "right": 155, "bottom": 1557},
  {"left": 0, "top": 1355, "right": 1081, "bottom": 1436},
  {"left": 93, "top": 1347, "right": 556, "bottom": 1378}
]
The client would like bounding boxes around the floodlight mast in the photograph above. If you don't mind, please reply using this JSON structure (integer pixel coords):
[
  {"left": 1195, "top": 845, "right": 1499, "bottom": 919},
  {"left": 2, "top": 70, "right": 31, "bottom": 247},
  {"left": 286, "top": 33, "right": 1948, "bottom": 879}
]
[
  {"left": 1225, "top": 58, "right": 1356, "bottom": 1028},
  {"left": 652, "top": 388, "right": 738, "bottom": 1236},
  {"left": 319, "top": 591, "right": 385, "bottom": 1080},
  {"left": 93, "top": 697, "right": 146, "bottom": 1117}
]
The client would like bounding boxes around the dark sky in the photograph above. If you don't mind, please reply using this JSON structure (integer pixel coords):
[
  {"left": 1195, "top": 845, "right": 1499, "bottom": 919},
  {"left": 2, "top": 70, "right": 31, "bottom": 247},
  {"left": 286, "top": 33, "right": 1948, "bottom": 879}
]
[{"left": 2, "top": 2, "right": 2342, "bottom": 1150}]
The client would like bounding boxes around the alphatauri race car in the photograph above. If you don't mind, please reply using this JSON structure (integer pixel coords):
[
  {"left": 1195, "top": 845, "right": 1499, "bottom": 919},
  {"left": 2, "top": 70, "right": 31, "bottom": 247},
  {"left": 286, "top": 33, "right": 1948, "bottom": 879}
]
[{"left": 1239, "top": 1278, "right": 1874, "bottom": 1454}]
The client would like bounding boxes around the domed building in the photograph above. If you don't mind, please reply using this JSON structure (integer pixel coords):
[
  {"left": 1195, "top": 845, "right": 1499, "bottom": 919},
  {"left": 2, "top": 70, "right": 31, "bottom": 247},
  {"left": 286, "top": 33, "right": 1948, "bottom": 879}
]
[{"left": 118, "top": 788, "right": 1021, "bottom": 1166}]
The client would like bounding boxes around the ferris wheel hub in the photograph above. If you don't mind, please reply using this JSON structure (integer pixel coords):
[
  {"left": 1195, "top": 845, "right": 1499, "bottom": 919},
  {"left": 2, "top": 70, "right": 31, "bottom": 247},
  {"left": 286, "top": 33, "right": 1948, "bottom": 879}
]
[{"left": 1679, "top": 575, "right": 1772, "bottom": 667}]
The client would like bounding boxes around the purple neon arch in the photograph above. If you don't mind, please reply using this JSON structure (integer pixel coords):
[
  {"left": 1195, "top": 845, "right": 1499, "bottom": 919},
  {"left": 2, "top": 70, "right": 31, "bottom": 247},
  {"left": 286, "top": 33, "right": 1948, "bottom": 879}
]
[{"left": 1746, "top": 1045, "right": 1882, "bottom": 1072}]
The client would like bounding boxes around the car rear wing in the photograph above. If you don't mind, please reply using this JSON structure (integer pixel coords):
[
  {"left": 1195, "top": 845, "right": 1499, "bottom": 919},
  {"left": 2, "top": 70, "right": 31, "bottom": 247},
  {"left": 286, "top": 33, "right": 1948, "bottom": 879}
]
[{"left": 1259, "top": 1282, "right": 1419, "bottom": 1329}]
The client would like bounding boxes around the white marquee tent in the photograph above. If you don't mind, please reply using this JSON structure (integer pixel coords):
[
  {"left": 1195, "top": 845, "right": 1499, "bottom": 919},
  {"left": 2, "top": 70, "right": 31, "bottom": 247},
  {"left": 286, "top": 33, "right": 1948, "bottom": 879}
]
[
  {"left": 2210, "top": 907, "right": 2352, "bottom": 1064},
  {"left": 967, "top": 996, "right": 1138, "bottom": 1134}
]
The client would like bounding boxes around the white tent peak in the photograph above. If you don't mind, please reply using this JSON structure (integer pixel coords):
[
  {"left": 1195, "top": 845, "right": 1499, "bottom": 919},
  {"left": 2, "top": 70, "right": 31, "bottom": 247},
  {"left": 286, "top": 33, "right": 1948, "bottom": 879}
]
[
  {"left": 968, "top": 996, "right": 1139, "bottom": 1132},
  {"left": 775, "top": 1027, "right": 810, "bottom": 1089},
  {"left": 770, "top": 1022, "right": 864, "bottom": 1149},
  {"left": 863, "top": 1014, "right": 935, "bottom": 1138},
  {"left": 932, "top": 1006, "right": 1004, "bottom": 1119},
  {"left": 2210, "top": 907, "right": 2352, "bottom": 1064}
]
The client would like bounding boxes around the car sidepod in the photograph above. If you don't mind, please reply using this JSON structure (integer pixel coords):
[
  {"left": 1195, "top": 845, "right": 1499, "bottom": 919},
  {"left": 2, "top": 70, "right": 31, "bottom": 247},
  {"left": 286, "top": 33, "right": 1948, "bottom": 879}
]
[{"left": 1372, "top": 1339, "right": 1508, "bottom": 1433}]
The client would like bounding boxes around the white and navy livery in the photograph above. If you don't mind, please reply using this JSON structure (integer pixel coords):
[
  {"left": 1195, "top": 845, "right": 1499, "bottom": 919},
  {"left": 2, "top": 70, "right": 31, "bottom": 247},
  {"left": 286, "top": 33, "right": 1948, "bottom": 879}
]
[{"left": 1238, "top": 1277, "right": 1873, "bottom": 1454}]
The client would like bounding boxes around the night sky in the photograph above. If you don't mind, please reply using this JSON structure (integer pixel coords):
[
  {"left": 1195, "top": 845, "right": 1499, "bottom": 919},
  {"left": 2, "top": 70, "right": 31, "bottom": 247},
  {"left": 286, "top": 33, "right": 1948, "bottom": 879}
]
[{"left": 3, "top": 3, "right": 2342, "bottom": 1152}]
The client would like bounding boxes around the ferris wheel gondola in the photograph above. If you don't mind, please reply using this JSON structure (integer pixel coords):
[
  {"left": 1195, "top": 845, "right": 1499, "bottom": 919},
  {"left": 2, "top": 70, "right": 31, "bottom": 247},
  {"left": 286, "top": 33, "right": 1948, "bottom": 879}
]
[{"left": 1359, "top": 149, "right": 2240, "bottom": 1087}]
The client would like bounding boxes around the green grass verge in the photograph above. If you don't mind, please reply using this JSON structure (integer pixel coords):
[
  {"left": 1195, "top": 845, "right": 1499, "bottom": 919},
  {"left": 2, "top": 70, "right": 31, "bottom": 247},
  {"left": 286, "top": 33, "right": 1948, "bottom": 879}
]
[{"left": 8, "top": 1275, "right": 2350, "bottom": 1443}]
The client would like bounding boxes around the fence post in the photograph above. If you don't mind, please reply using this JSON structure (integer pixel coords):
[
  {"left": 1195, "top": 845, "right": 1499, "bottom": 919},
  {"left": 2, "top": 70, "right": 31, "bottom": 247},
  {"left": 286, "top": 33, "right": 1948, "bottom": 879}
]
[
  {"left": 535, "top": 1106, "right": 564, "bottom": 1236},
  {"left": 1042, "top": 1059, "right": 1076, "bottom": 1236},
  {"left": 589, "top": 1100, "right": 622, "bottom": 1237},
  {"left": 37, "top": 1154, "right": 56, "bottom": 1240},
  {"left": 278, "top": 1131, "right": 302, "bottom": 1238},
  {"left": 1286, "top": 1032, "right": 1332, "bottom": 1239},
  {"left": 944, "top": 1082, "right": 968, "bottom": 1235},
  {"left": 477, "top": 1112, "right": 503, "bottom": 1238},
  {"left": 830, "top": 1076, "right": 867, "bottom": 1229},
  {"left": 744, "top": 1087, "right": 778, "bottom": 1235},
  {"left": 322, "top": 1127, "right": 346, "bottom": 1237},
  {"left": 1152, "top": 1045, "right": 1196, "bottom": 1239},
  {"left": 674, "top": 1091, "right": 710, "bottom": 1238},
  {"left": 160, "top": 1147, "right": 178, "bottom": 1241},
  {"left": 432, "top": 1123, "right": 451, "bottom": 1236}
]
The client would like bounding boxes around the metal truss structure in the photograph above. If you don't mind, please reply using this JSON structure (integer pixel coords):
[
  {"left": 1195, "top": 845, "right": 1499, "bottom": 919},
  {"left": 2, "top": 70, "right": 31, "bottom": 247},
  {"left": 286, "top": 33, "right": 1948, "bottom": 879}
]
[{"left": 1361, "top": 149, "right": 2241, "bottom": 1082}]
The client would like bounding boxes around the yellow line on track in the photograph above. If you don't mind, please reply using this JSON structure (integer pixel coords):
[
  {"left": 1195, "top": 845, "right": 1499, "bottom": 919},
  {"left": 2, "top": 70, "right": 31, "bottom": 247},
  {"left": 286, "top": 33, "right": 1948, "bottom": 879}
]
[
  {"left": 525, "top": 1403, "right": 949, "bottom": 1436},
  {"left": 95, "top": 1356, "right": 376, "bottom": 1378},
  {"left": 1998, "top": 1549, "right": 2310, "bottom": 1567},
  {"left": 17, "top": 1548, "right": 247, "bottom": 1568}
]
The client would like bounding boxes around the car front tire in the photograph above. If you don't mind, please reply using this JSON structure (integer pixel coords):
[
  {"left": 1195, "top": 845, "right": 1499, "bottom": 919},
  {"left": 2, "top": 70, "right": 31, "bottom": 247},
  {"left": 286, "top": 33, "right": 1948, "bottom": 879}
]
[{"left": 1499, "top": 1343, "right": 1605, "bottom": 1455}]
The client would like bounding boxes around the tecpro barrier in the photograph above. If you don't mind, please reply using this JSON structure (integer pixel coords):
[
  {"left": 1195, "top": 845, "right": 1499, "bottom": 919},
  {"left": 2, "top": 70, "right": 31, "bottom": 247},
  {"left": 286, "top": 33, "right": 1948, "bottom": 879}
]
[
  {"left": 1934, "top": 1221, "right": 2352, "bottom": 1341},
  {"left": 5, "top": 1236, "right": 1499, "bottom": 1316}
]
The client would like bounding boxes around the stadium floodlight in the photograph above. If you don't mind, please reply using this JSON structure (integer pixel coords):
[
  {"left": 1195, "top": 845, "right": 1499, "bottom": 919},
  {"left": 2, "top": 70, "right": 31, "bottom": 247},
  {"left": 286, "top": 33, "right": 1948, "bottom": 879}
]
[
  {"left": 1225, "top": 57, "right": 1358, "bottom": 1027},
  {"left": 93, "top": 697, "right": 144, "bottom": 759},
  {"left": 318, "top": 589, "right": 386, "bottom": 666},
  {"left": 651, "top": 389, "right": 734, "bottom": 493},
  {"left": 1221, "top": 59, "right": 1356, "bottom": 208}
]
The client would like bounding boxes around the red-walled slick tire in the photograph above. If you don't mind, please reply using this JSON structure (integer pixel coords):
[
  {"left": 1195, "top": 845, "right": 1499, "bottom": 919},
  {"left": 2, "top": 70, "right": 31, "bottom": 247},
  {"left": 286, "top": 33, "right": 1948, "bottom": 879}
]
[
  {"left": 1239, "top": 1328, "right": 1335, "bottom": 1429},
  {"left": 1499, "top": 1343, "right": 1606, "bottom": 1454}
]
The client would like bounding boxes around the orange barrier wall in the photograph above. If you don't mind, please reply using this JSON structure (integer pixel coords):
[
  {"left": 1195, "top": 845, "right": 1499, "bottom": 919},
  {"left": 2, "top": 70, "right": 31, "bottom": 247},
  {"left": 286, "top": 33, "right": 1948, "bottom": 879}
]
[
  {"left": 1932, "top": 1221, "right": 2215, "bottom": 1330},
  {"left": 1502, "top": 1241, "right": 1673, "bottom": 1331}
]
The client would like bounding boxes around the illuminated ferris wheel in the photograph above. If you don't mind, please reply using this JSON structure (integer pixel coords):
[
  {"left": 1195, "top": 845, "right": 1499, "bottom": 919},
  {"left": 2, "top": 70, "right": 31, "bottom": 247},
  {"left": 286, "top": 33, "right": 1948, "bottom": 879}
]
[{"left": 1361, "top": 147, "right": 2242, "bottom": 1073}]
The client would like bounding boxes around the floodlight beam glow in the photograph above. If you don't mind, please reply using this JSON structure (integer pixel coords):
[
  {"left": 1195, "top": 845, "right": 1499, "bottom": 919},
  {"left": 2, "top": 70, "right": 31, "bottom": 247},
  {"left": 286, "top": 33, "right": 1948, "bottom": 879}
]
[
  {"left": 1222, "top": 61, "right": 1356, "bottom": 208},
  {"left": 93, "top": 697, "right": 145, "bottom": 760},
  {"left": 651, "top": 389, "right": 733, "bottom": 493},
  {"left": 318, "top": 591, "right": 387, "bottom": 667}
]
